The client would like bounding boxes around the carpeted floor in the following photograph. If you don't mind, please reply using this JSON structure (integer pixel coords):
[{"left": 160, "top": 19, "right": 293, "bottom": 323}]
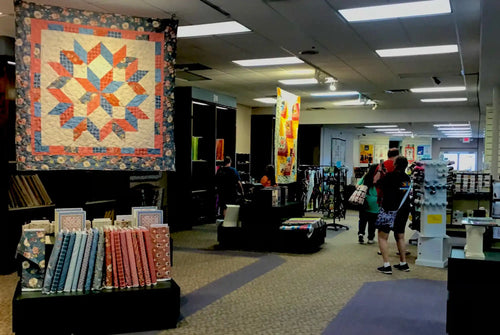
[{"left": 0, "top": 210, "right": 449, "bottom": 335}]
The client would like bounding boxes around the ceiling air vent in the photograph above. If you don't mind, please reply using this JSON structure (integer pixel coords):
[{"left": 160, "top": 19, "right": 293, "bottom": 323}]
[
  {"left": 306, "top": 107, "right": 326, "bottom": 110},
  {"left": 384, "top": 89, "right": 410, "bottom": 94},
  {"left": 175, "top": 63, "right": 212, "bottom": 81}
]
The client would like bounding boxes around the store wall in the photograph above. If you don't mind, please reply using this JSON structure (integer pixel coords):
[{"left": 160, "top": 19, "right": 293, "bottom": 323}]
[
  {"left": 236, "top": 104, "right": 251, "bottom": 154},
  {"left": 320, "top": 126, "right": 355, "bottom": 180}
]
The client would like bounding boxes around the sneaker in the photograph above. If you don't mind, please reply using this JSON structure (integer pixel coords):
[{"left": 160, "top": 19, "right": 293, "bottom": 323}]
[
  {"left": 358, "top": 234, "right": 364, "bottom": 244},
  {"left": 367, "top": 240, "right": 375, "bottom": 244},
  {"left": 396, "top": 250, "right": 411, "bottom": 256},
  {"left": 377, "top": 250, "right": 382, "bottom": 255},
  {"left": 377, "top": 265, "right": 392, "bottom": 274},
  {"left": 394, "top": 263, "right": 410, "bottom": 272}
]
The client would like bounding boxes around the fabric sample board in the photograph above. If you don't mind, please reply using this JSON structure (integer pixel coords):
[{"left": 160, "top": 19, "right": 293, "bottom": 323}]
[
  {"left": 104, "top": 229, "right": 113, "bottom": 288},
  {"left": 113, "top": 230, "right": 126, "bottom": 288},
  {"left": 50, "top": 231, "right": 71, "bottom": 292},
  {"left": 77, "top": 230, "right": 94, "bottom": 291},
  {"left": 14, "top": 1, "right": 178, "bottom": 171},
  {"left": 149, "top": 224, "right": 171, "bottom": 281},
  {"left": 136, "top": 229, "right": 151, "bottom": 286},
  {"left": 17, "top": 229, "right": 46, "bottom": 291},
  {"left": 119, "top": 230, "right": 132, "bottom": 287},
  {"left": 63, "top": 231, "right": 83, "bottom": 292},
  {"left": 57, "top": 231, "right": 76, "bottom": 292},
  {"left": 43, "top": 231, "right": 64, "bottom": 294},
  {"left": 125, "top": 229, "right": 139, "bottom": 287},
  {"left": 92, "top": 228, "right": 106, "bottom": 291},
  {"left": 141, "top": 228, "right": 157, "bottom": 285},
  {"left": 131, "top": 229, "right": 145, "bottom": 287},
  {"left": 136, "top": 210, "right": 163, "bottom": 229},
  {"left": 85, "top": 228, "right": 100, "bottom": 292}
]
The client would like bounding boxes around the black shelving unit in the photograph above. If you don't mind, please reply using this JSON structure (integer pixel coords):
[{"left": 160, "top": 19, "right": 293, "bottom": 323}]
[
  {"left": 236, "top": 153, "right": 250, "bottom": 183},
  {"left": 172, "top": 87, "right": 237, "bottom": 227}
]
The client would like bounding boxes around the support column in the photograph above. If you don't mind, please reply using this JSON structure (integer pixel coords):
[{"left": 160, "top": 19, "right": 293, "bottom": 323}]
[{"left": 492, "top": 87, "right": 500, "bottom": 179}]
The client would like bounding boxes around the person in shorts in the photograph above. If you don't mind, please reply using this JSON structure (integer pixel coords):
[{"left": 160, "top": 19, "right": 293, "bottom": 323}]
[{"left": 376, "top": 156, "right": 411, "bottom": 274}]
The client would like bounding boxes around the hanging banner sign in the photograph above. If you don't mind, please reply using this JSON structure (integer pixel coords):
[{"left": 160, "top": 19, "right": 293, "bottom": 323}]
[{"left": 274, "top": 87, "right": 300, "bottom": 184}]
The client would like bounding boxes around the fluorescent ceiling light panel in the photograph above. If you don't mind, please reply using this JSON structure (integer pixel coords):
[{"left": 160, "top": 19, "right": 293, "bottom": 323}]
[
  {"left": 437, "top": 127, "right": 471, "bottom": 131},
  {"left": 421, "top": 97, "right": 467, "bottom": 102},
  {"left": 433, "top": 123, "right": 470, "bottom": 127},
  {"left": 338, "top": 0, "right": 451, "bottom": 22},
  {"left": 334, "top": 99, "right": 375, "bottom": 106},
  {"left": 410, "top": 86, "right": 466, "bottom": 93},
  {"left": 376, "top": 44, "right": 458, "bottom": 57},
  {"left": 279, "top": 78, "right": 318, "bottom": 85},
  {"left": 233, "top": 57, "right": 304, "bottom": 67},
  {"left": 178, "top": 21, "right": 250, "bottom": 38},
  {"left": 377, "top": 128, "right": 405, "bottom": 132},
  {"left": 311, "top": 91, "right": 359, "bottom": 97},
  {"left": 192, "top": 101, "right": 208, "bottom": 106},
  {"left": 364, "top": 125, "right": 398, "bottom": 128},
  {"left": 254, "top": 98, "right": 277, "bottom": 104}
]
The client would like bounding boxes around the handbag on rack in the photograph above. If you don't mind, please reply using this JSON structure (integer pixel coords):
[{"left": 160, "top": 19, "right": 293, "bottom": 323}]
[
  {"left": 375, "top": 182, "right": 412, "bottom": 229},
  {"left": 348, "top": 184, "right": 368, "bottom": 206}
]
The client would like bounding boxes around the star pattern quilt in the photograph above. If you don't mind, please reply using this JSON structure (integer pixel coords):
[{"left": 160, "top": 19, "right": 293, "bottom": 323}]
[{"left": 15, "top": 0, "right": 178, "bottom": 171}]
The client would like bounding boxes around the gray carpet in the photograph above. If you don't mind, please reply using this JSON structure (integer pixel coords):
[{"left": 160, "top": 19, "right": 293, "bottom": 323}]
[{"left": 323, "top": 279, "right": 447, "bottom": 335}]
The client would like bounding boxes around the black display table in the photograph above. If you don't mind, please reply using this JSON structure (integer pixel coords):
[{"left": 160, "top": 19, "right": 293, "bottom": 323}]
[
  {"left": 447, "top": 248, "right": 500, "bottom": 335},
  {"left": 12, "top": 280, "right": 180, "bottom": 334},
  {"left": 217, "top": 201, "right": 326, "bottom": 252}
]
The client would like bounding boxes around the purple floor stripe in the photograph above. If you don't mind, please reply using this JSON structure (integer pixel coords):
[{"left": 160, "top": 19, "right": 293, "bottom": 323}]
[
  {"left": 323, "top": 279, "right": 447, "bottom": 335},
  {"left": 180, "top": 253, "right": 285, "bottom": 319}
]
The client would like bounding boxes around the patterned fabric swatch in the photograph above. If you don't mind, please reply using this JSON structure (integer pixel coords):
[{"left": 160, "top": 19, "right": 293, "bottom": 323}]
[
  {"left": 119, "top": 230, "right": 132, "bottom": 287},
  {"left": 113, "top": 229, "right": 126, "bottom": 288},
  {"left": 92, "top": 228, "right": 106, "bottom": 291},
  {"left": 141, "top": 227, "right": 157, "bottom": 285},
  {"left": 50, "top": 231, "right": 71, "bottom": 292},
  {"left": 71, "top": 231, "right": 87, "bottom": 291},
  {"left": 110, "top": 229, "right": 119, "bottom": 288},
  {"left": 125, "top": 229, "right": 139, "bottom": 287},
  {"left": 104, "top": 228, "right": 113, "bottom": 288},
  {"left": 17, "top": 229, "right": 46, "bottom": 291},
  {"left": 63, "top": 231, "right": 83, "bottom": 292},
  {"left": 131, "top": 229, "right": 145, "bottom": 287},
  {"left": 150, "top": 224, "right": 171, "bottom": 281},
  {"left": 43, "top": 231, "right": 64, "bottom": 294},
  {"left": 136, "top": 229, "right": 151, "bottom": 286},
  {"left": 85, "top": 228, "right": 99, "bottom": 292},
  {"left": 57, "top": 231, "right": 76, "bottom": 292},
  {"left": 78, "top": 229, "right": 94, "bottom": 291}
]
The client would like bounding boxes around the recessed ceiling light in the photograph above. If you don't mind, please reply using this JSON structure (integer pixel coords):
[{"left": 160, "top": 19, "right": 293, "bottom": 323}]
[
  {"left": 254, "top": 98, "right": 277, "bottom": 104},
  {"left": 178, "top": 21, "right": 250, "bottom": 38},
  {"left": 338, "top": 0, "right": 451, "bottom": 22},
  {"left": 278, "top": 78, "right": 318, "bottom": 85},
  {"left": 410, "top": 86, "right": 466, "bottom": 93},
  {"left": 378, "top": 128, "right": 406, "bottom": 132},
  {"left": 233, "top": 57, "right": 304, "bottom": 67},
  {"left": 376, "top": 44, "right": 458, "bottom": 57},
  {"left": 311, "top": 91, "right": 359, "bottom": 97},
  {"left": 364, "top": 125, "right": 398, "bottom": 128},
  {"left": 421, "top": 97, "right": 467, "bottom": 102}
]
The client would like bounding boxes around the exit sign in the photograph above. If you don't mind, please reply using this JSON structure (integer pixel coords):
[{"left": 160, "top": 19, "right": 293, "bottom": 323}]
[{"left": 463, "top": 137, "right": 470, "bottom": 143}]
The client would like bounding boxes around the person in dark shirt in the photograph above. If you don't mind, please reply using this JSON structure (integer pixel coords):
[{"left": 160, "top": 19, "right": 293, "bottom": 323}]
[
  {"left": 215, "top": 156, "right": 244, "bottom": 217},
  {"left": 377, "top": 156, "right": 411, "bottom": 274}
]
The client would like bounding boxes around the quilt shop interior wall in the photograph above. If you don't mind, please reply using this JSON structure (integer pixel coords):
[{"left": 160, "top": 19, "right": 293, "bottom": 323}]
[{"left": 236, "top": 104, "right": 251, "bottom": 154}]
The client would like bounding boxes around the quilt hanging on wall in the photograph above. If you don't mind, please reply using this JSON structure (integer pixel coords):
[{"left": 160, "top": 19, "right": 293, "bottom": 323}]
[
  {"left": 274, "top": 87, "right": 300, "bottom": 184},
  {"left": 14, "top": 0, "right": 178, "bottom": 171}
]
